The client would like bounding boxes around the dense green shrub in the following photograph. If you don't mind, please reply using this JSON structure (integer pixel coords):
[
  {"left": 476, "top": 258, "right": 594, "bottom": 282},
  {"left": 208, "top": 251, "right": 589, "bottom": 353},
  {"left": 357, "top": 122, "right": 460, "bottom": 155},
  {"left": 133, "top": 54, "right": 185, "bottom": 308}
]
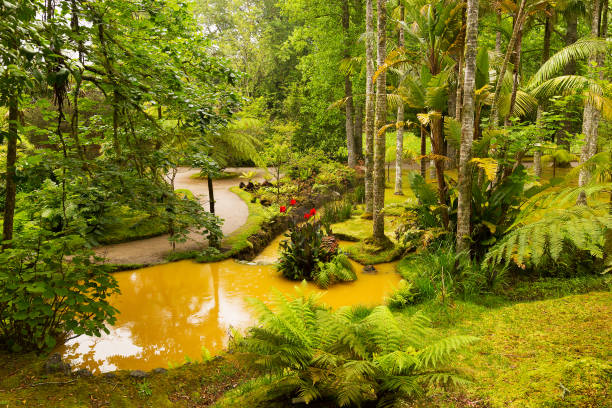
[
  {"left": 320, "top": 199, "right": 353, "bottom": 225},
  {"left": 386, "top": 279, "right": 419, "bottom": 309},
  {"left": 0, "top": 233, "right": 119, "bottom": 352},
  {"left": 314, "top": 253, "right": 356, "bottom": 288},
  {"left": 220, "top": 290, "right": 478, "bottom": 407}
]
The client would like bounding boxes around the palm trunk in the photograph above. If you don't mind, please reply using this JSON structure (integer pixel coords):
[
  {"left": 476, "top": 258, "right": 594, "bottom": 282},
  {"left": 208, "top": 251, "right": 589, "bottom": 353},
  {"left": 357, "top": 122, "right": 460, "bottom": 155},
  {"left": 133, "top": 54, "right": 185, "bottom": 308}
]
[
  {"left": 342, "top": 0, "right": 356, "bottom": 167},
  {"left": 364, "top": 0, "right": 376, "bottom": 214},
  {"left": 495, "top": 7, "right": 502, "bottom": 54},
  {"left": 430, "top": 114, "right": 449, "bottom": 229},
  {"left": 2, "top": 94, "right": 18, "bottom": 249},
  {"left": 394, "top": 4, "right": 405, "bottom": 195},
  {"left": 420, "top": 125, "right": 427, "bottom": 178},
  {"left": 578, "top": 0, "right": 603, "bottom": 204},
  {"left": 456, "top": 0, "right": 479, "bottom": 253},
  {"left": 490, "top": 0, "right": 526, "bottom": 128},
  {"left": 372, "top": 0, "right": 387, "bottom": 242}
]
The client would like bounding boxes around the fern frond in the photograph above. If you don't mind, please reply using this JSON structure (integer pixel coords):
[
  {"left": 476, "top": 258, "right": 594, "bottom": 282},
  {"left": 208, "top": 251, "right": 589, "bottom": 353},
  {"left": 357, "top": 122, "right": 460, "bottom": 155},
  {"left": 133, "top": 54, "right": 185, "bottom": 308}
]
[{"left": 417, "top": 336, "right": 479, "bottom": 369}]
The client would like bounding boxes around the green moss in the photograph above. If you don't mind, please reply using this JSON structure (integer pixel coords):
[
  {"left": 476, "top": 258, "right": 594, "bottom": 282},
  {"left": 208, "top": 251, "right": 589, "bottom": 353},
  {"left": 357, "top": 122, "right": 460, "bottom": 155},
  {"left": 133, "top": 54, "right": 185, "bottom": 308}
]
[
  {"left": 96, "top": 206, "right": 169, "bottom": 245},
  {"left": 0, "top": 353, "right": 255, "bottom": 407},
  {"left": 343, "top": 240, "right": 404, "bottom": 264}
]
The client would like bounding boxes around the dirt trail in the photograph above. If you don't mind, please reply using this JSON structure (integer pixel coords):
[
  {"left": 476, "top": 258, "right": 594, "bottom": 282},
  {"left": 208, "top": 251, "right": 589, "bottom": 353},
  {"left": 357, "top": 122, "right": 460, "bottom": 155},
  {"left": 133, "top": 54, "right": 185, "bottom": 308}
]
[{"left": 95, "top": 167, "right": 263, "bottom": 265}]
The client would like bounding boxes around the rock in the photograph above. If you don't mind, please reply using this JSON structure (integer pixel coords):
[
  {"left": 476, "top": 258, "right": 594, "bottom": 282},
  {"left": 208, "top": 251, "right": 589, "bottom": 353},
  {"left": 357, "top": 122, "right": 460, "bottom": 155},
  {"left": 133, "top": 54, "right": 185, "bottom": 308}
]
[
  {"left": 74, "top": 368, "right": 93, "bottom": 377},
  {"left": 44, "top": 353, "right": 71, "bottom": 375},
  {"left": 152, "top": 367, "right": 167, "bottom": 374},
  {"left": 129, "top": 370, "right": 149, "bottom": 379},
  {"left": 363, "top": 265, "right": 377, "bottom": 274},
  {"left": 103, "top": 372, "right": 117, "bottom": 379}
]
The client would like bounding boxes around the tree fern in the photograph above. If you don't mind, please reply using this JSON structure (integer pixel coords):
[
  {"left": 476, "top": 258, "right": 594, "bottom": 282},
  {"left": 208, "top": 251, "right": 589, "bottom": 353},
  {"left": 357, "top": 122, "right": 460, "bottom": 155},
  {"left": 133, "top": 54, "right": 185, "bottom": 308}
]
[{"left": 224, "top": 289, "right": 478, "bottom": 407}]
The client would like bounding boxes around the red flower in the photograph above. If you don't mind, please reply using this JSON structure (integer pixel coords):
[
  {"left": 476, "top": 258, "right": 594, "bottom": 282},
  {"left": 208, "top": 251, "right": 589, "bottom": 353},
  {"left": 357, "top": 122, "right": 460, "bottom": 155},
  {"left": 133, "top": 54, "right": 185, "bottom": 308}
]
[
  {"left": 310, "top": 208, "right": 316, "bottom": 216},
  {"left": 280, "top": 206, "right": 287, "bottom": 213},
  {"left": 290, "top": 199, "right": 297, "bottom": 206},
  {"left": 304, "top": 213, "right": 310, "bottom": 219}
]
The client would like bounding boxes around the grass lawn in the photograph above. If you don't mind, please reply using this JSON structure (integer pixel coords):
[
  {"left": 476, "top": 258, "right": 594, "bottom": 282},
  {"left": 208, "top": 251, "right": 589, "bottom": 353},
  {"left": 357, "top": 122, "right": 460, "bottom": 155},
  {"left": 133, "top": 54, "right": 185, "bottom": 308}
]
[{"left": 405, "top": 291, "right": 612, "bottom": 408}]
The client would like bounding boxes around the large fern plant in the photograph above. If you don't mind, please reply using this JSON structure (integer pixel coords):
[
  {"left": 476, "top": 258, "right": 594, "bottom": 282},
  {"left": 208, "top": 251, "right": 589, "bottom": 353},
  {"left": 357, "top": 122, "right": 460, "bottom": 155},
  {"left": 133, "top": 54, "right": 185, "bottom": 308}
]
[
  {"left": 218, "top": 289, "right": 478, "bottom": 407},
  {"left": 484, "top": 183, "right": 612, "bottom": 269}
]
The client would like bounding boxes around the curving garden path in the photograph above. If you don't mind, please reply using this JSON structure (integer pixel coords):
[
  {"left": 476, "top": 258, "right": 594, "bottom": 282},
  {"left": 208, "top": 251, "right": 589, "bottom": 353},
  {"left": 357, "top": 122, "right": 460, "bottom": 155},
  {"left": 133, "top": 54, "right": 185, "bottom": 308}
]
[{"left": 94, "top": 167, "right": 263, "bottom": 265}]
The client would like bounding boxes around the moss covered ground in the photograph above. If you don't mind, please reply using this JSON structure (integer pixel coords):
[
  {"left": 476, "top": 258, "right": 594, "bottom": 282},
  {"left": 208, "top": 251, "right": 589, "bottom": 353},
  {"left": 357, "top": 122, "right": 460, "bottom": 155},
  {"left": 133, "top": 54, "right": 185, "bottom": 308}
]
[{"left": 0, "top": 354, "right": 255, "bottom": 408}]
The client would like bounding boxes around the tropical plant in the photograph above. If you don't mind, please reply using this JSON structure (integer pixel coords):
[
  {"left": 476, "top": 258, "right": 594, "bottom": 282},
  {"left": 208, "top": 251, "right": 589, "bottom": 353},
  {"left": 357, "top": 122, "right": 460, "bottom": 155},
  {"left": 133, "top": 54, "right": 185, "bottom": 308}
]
[
  {"left": 315, "top": 253, "right": 356, "bottom": 289},
  {"left": 219, "top": 289, "right": 478, "bottom": 407}
]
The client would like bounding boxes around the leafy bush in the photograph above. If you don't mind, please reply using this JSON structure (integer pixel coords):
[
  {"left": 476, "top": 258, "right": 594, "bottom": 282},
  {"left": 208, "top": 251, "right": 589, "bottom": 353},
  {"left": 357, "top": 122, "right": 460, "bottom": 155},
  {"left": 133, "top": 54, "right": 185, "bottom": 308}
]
[
  {"left": 314, "top": 253, "right": 356, "bottom": 289},
  {"left": 220, "top": 289, "right": 478, "bottom": 407},
  {"left": 386, "top": 280, "right": 419, "bottom": 309},
  {"left": 0, "top": 233, "right": 119, "bottom": 351}
]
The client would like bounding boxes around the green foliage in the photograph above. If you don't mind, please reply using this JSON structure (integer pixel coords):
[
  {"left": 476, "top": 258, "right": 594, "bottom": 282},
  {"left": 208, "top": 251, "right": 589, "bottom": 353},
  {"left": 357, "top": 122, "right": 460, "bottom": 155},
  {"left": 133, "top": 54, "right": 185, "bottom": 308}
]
[
  {"left": 320, "top": 199, "right": 353, "bottom": 225},
  {"left": 137, "top": 380, "right": 153, "bottom": 399},
  {"left": 314, "top": 253, "right": 356, "bottom": 289},
  {"left": 219, "top": 289, "right": 477, "bottom": 407},
  {"left": 386, "top": 280, "right": 419, "bottom": 310},
  {"left": 485, "top": 184, "right": 612, "bottom": 270},
  {"left": 0, "top": 233, "right": 119, "bottom": 352}
]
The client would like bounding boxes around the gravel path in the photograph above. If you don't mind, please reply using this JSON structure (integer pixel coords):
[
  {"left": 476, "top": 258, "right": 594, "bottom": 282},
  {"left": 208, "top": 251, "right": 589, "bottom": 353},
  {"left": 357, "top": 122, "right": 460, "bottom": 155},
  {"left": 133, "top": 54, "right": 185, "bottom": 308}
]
[{"left": 94, "top": 167, "right": 263, "bottom": 265}]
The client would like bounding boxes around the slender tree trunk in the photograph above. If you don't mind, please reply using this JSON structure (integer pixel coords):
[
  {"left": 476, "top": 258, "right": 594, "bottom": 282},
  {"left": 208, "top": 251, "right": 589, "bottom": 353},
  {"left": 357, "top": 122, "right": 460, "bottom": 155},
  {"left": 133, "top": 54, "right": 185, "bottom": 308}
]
[
  {"left": 495, "top": 7, "right": 502, "bottom": 54},
  {"left": 394, "top": 4, "right": 405, "bottom": 195},
  {"left": 564, "top": 13, "right": 578, "bottom": 75},
  {"left": 372, "top": 0, "right": 387, "bottom": 242},
  {"left": 534, "top": 10, "right": 552, "bottom": 179},
  {"left": 456, "top": 0, "right": 479, "bottom": 254},
  {"left": 504, "top": 28, "right": 523, "bottom": 126},
  {"left": 354, "top": 100, "right": 363, "bottom": 160},
  {"left": 490, "top": 0, "right": 526, "bottom": 128},
  {"left": 207, "top": 175, "right": 215, "bottom": 214},
  {"left": 343, "top": 0, "right": 356, "bottom": 167},
  {"left": 420, "top": 125, "right": 427, "bottom": 178},
  {"left": 364, "top": 0, "right": 376, "bottom": 214},
  {"left": 2, "top": 95, "right": 18, "bottom": 249},
  {"left": 578, "top": 0, "right": 603, "bottom": 204}
]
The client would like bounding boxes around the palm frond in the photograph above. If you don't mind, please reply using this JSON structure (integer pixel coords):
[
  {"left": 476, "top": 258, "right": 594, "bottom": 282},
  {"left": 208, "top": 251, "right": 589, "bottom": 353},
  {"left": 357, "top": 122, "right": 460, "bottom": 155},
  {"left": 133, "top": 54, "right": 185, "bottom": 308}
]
[{"left": 528, "top": 37, "right": 608, "bottom": 88}]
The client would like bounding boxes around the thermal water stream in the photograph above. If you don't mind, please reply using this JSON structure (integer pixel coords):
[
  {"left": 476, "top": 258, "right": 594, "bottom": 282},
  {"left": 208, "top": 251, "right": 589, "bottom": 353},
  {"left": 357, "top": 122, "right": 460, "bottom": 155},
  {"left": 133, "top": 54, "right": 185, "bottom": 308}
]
[{"left": 58, "top": 238, "right": 401, "bottom": 373}]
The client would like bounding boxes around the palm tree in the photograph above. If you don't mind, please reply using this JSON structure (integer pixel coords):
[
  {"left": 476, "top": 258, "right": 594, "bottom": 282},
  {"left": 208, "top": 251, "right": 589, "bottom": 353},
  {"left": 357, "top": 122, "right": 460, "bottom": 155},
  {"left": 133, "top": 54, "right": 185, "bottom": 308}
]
[
  {"left": 394, "top": 2, "right": 405, "bottom": 195},
  {"left": 456, "top": 0, "right": 479, "bottom": 254},
  {"left": 343, "top": 0, "right": 357, "bottom": 167},
  {"left": 364, "top": 0, "right": 376, "bottom": 215},
  {"left": 372, "top": 0, "right": 388, "bottom": 242}
]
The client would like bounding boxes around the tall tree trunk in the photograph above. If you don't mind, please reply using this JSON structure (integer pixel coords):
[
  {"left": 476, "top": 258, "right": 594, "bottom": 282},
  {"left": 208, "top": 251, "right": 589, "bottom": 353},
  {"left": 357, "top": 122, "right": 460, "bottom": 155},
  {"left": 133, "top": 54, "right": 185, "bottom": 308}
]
[
  {"left": 394, "top": 4, "right": 405, "bottom": 195},
  {"left": 534, "top": 10, "right": 552, "bottom": 179},
  {"left": 504, "top": 27, "right": 523, "bottom": 126},
  {"left": 2, "top": 95, "right": 18, "bottom": 249},
  {"left": 420, "top": 125, "right": 427, "bottom": 178},
  {"left": 578, "top": 0, "right": 603, "bottom": 204},
  {"left": 495, "top": 7, "right": 502, "bottom": 54},
  {"left": 364, "top": 0, "right": 376, "bottom": 214},
  {"left": 456, "top": 0, "right": 479, "bottom": 253},
  {"left": 490, "top": 0, "right": 526, "bottom": 128},
  {"left": 372, "top": 0, "right": 387, "bottom": 242},
  {"left": 343, "top": 0, "right": 357, "bottom": 167},
  {"left": 430, "top": 114, "right": 449, "bottom": 229}
]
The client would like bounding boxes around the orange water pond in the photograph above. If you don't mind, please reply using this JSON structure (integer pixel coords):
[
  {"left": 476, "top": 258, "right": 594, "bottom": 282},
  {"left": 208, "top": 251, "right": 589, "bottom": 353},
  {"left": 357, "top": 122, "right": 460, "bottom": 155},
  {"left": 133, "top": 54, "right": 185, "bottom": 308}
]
[{"left": 58, "top": 239, "right": 401, "bottom": 373}]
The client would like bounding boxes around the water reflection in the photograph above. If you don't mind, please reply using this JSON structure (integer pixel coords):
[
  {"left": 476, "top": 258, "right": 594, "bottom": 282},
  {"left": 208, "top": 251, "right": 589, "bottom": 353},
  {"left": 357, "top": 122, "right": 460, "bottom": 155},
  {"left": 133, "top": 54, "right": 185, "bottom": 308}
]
[{"left": 59, "top": 243, "right": 401, "bottom": 373}]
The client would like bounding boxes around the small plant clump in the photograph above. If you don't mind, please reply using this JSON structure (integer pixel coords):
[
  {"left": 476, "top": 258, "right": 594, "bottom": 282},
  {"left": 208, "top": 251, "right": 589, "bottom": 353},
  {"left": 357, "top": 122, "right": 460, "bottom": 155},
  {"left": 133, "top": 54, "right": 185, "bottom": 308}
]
[{"left": 277, "top": 200, "right": 356, "bottom": 288}]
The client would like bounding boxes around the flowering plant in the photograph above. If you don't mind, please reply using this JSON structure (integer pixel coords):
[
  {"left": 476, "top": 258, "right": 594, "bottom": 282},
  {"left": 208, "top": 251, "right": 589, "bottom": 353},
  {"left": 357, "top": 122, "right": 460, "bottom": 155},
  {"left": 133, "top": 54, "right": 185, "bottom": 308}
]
[{"left": 277, "top": 200, "right": 352, "bottom": 287}]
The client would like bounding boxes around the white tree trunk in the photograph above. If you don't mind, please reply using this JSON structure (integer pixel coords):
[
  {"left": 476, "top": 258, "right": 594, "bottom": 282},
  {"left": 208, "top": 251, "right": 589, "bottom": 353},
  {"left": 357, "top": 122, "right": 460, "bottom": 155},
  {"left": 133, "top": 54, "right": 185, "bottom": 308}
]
[
  {"left": 394, "top": 4, "right": 405, "bottom": 195},
  {"left": 364, "top": 0, "right": 376, "bottom": 214},
  {"left": 456, "top": 0, "right": 479, "bottom": 253},
  {"left": 373, "top": 0, "right": 387, "bottom": 242}
]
